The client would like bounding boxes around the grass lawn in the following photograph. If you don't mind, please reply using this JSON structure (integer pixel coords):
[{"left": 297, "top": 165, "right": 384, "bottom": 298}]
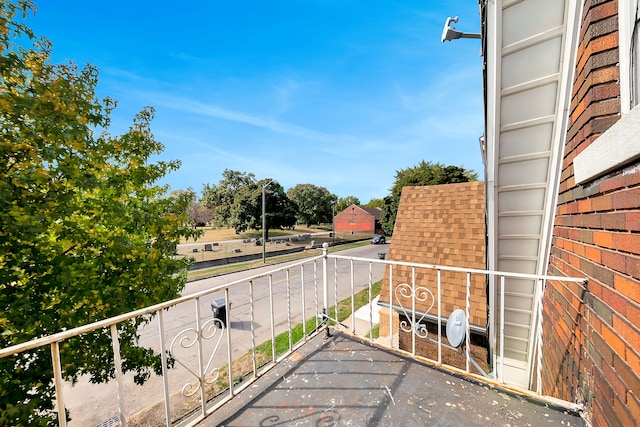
[
  {"left": 185, "top": 239, "right": 371, "bottom": 281},
  {"left": 180, "top": 225, "right": 332, "bottom": 244},
  {"left": 178, "top": 225, "right": 374, "bottom": 275}
]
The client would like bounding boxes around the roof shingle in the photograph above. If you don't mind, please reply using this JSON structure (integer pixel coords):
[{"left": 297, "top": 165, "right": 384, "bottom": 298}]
[{"left": 379, "top": 182, "right": 487, "bottom": 327}]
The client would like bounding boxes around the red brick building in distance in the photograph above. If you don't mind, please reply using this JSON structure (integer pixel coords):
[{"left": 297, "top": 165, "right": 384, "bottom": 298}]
[{"left": 333, "top": 205, "right": 382, "bottom": 236}]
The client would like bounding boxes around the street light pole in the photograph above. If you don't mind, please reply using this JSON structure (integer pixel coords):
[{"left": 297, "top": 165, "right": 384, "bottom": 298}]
[
  {"left": 331, "top": 202, "right": 335, "bottom": 243},
  {"left": 262, "top": 180, "right": 273, "bottom": 263}
]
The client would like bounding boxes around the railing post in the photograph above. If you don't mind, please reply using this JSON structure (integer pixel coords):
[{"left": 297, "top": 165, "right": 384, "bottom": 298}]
[
  {"left": 50, "top": 342, "right": 67, "bottom": 427},
  {"left": 249, "top": 280, "right": 257, "bottom": 377},
  {"left": 225, "top": 288, "right": 234, "bottom": 398},
  {"left": 368, "top": 262, "right": 373, "bottom": 341},
  {"left": 389, "top": 265, "right": 393, "bottom": 348},
  {"left": 351, "top": 259, "right": 355, "bottom": 333},
  {"left": 322, "top": 242, "right": 330, "bottom": 337},
  {"left": 109, "top": 324, "right": 127, "bottom": 426},
  {"left": 499, "top": 276, "right": 505, "bottom": 383},
  {"left": 536, "top": 278, "right": 544, "bottom": 394},
  {"left": 465, "top": 272, "right": 471, "bottom": 373},
  {"left": 194, "top": 298, "right": 207, "bottom": 415},
  {"left": 411, "top": 267, "right": 416, "bottom": 356},
  {"left": 437, "top": 269, "right": 442, "bottom": 365},
  {"left": 156, "top": 310, "right": 171, "bottom": 427}
]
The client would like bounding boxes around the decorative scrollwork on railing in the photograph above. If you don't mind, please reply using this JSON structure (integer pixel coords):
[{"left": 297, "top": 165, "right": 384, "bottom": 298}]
[
  {"left": 169, "top": 317, "right": 225, "bottom": 397},
  {"left": 394, "top": 283, "right": 435, "bottom": 339},
  {"left": 260, "top": 410, "right": 340, "bottom": 426}
]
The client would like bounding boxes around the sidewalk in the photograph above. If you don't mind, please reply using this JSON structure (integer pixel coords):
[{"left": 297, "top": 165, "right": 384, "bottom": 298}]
[{"left": 340, "top": 295, "right": 381, "bottom": 336}]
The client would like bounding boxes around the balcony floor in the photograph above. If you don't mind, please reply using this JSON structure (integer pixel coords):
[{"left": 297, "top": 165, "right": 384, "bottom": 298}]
[{"left": 198, "top": 332, "right": 584, "bottom": 426}]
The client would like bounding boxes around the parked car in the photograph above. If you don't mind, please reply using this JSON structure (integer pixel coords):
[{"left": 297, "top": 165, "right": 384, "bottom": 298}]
[{"left": 371, "top": 235, "right": 386, "bottom": 244}]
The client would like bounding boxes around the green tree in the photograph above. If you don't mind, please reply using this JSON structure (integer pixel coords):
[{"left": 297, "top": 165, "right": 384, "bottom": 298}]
[
  {"left": 363, "top": 198, "right": 385, "bottom": 209},
  {"left": 169, "top": 188, "right": 196, "bottom": 205},
  {"left": 201, "top": 169, "right": 255, "bottom": 228},
  {"left": 0, "top": 2, "right": 199, "bottom": 424},
  {"left": 230, "top": 179, "right": 296, "bottom": 238},
  {"left": 334, "top": 196, "right": 361, "bottom": 213},
  {"left": 380, "top": 161, "right": 478, "bottom": 234},
  {"left": 286, "top": 184, "right": 337, "bottom": 226}
]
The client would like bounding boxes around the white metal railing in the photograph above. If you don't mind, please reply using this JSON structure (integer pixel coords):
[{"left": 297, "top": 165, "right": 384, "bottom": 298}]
[
  {"left": 329, "top": 253, "right": 586, "bottom": 396},
  {"left": 0, "top": 244, "right": 586, "bottom": 426}
]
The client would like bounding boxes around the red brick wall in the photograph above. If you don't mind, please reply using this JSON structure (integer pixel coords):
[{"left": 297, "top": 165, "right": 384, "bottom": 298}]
[
  {"left": 543, "top": 1, "right": 640, "bottom": 426},
  {"left": 334, "top": 205, "right": 375, "bottom": 235}
]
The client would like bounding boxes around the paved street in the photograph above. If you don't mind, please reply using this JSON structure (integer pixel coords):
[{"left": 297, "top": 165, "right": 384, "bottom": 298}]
[{"left": 62, "top": 244, "right": 388, "bottom": 426}]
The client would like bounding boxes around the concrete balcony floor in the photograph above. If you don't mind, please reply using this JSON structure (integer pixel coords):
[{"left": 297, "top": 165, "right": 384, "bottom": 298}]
[{"left": 199, "top": 332, "right": 584, "bottom": 427}]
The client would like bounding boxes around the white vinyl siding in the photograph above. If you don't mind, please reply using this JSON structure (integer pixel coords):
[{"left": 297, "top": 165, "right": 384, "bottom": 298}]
[{"left": 486, "top": 0, "right": 582, "bottom": 388}]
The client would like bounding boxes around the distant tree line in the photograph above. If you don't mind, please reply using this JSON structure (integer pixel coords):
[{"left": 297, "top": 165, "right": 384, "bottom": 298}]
[
  {"left": 181, "top": 170, "right": 346, "bottom": 239},
  {"left": 184, "top": 162, "right": 478, "bottom": 237}
]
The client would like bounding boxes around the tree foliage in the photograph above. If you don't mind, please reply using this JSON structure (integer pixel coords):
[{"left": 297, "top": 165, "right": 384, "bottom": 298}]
[
  {"left": 200, "top": 169, "right": 255, "bottom": 228},
  {"left": 0, "top": 2, "right": 198, "bottom": 424},
  {"left": 380, "top": 161, "right": 478, "bottom": 235},
  {"left": 229, "top": 179, "right": 297, "bottom": 238},
  {"left": 363, "top": 198, "right": 384, "bottom": 209},
  {"left": 334, "top": 196, "right": 361, "bottom": 213},
  {"left": 201, "top": 171, "right": 299, "bottom": 237},
  {"left": 286, "top": 183, "right": 337, "bottom": 226}
]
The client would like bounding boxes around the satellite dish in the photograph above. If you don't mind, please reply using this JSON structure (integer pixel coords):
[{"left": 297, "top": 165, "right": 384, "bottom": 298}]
[{"left": 446, "top": 309, "right": 466, "bottom": 348}]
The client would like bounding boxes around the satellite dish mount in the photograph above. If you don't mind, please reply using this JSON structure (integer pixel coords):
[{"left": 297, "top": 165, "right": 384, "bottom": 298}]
[{"left": 441, "top": 16, "right": 481, "bottom": 42}]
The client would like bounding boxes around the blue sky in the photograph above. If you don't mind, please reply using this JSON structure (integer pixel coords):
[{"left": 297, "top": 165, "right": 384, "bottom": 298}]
[{"left": 29, "top": 1, "right": 484, "bottom": 203}]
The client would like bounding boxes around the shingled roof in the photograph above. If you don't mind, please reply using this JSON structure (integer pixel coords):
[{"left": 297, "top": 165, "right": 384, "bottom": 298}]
[
  {"left": 362, "top": 207, "right": 382, "bottom": 220},
  {"left": 379, "top": 182, "right": 487, "bottom": 328}
]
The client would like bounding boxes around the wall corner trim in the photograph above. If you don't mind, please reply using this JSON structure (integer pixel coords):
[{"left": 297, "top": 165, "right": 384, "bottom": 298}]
[{"left": 574, "top": 105, "right": 640, "bottom": 184}]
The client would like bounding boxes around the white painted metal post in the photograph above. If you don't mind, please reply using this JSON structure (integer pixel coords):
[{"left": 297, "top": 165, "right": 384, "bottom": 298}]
[
  {"left": 301, "top": 265, "right": 307, "bottom": 337},
  {"left": 313, "top": 261, "right": 319, "bottom": 329},
  {"left": 286, "top": 269, "right": 292, "bottom": 350},
  {"left": 536, "top": 279, "right": 544, "bottom": 394},
  {"left": 194, "top": 299, "right": 206, "bottom": 414},
  {"left": 500, "top": 276, "right": 505, "bottom": 383},
  {"left": 333, "top": 258, "right": 338, "bottom": 326},
  {"left": 437, "top": 269, "right": 442, "bottom": 365},
  {"left": 249, "top": 280, "right": 257, "bottom": 377},
  {"left": 368, "top": 262, "right": 373, "bottom": 340},
  {"left": 157, "top": 310, "right": 171, "bottom": 427},
  {"left": 465, "top": 272, "right": 471, "bottom": 373},
  {"left": 50, "top": 342, "right": 67, "bottom": 427},
  {"left": 351, "top": 259, "right": 355, "bottom": 333},
  {"left": 109, "top": 324, "right": 127, "bottom": 426},
  {"left": 269, "top": 276, "right": 276, "bottom": 362},
  {"left": 389, "top": 265, "right": 393, "bottom": 348},
  {"left": 322, "top": 243, "right": 329, "bottom": 337},
  {"left": 225, "top": 288, "right": 233, "bottom": 397},
  {"left": 411, "top": 267, "right": 416, "bottom": 356}
]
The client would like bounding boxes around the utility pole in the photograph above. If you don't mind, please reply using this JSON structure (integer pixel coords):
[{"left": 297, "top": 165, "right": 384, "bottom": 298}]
[{"left": 262, "top": 180, "right": 274, "bottom": 263}]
